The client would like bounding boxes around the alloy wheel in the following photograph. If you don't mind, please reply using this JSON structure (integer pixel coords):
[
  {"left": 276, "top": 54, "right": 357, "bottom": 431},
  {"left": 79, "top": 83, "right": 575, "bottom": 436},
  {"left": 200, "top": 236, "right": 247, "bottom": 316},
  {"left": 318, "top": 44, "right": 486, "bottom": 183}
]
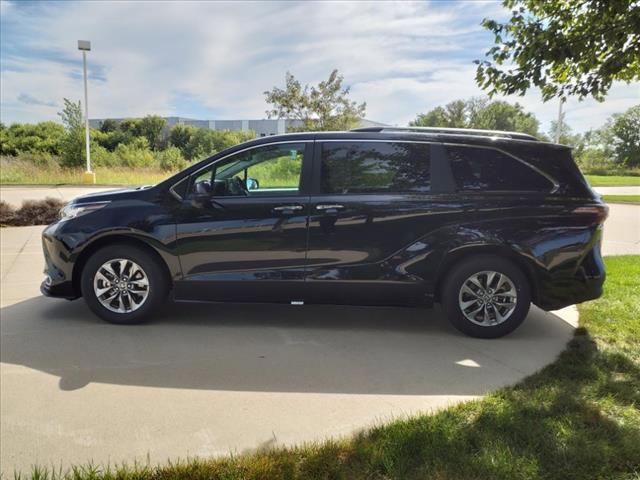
[
  {"left": 458, "top": 270, "right": 517, "bottom": 326},
  {"left": 93, "top": 258, "right": 150, "bottom": 313}
]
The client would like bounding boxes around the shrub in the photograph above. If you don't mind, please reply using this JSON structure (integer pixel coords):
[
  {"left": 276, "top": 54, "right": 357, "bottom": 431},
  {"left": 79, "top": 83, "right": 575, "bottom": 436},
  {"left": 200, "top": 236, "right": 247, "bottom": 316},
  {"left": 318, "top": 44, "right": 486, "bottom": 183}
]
[
  {"left": 575, "top": 148, "right": 609, "bottom": 169},
  {"left": 92, "top": 128, "right": 132, "bottom": 152},
  {"left": 59, "top": 127, "right": 86, "bottom": 167},
  {"left": 10, "top": 197, "right": 65, "bottom": 226},
  {"left": 181, "top": 128, "right": 256, "bottom": 160},
  {"left": 0, "top": 201, "right": 16, "bottom": 225},
  {"left": 113, "top": 138, "right": 155, "bottom": 167},
  {"left": 0, "top": 121, "right": 66, "bottom": 156},
  {"left": 90, "top": 143, "right": 117, "bottom": 167},
  {"left": 156, "top": 146, "right": 187, "bottom": 171}
]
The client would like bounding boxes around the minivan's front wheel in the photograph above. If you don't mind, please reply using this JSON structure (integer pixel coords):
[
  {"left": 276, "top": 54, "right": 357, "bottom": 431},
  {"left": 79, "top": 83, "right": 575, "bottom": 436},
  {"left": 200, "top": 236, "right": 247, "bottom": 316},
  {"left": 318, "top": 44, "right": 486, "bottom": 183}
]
[
  {"left": 81, "top": 244, "right": 168, "bottom": 324},
  {"left": 442, "top": 255, "right": 531, "bottom": 338}
]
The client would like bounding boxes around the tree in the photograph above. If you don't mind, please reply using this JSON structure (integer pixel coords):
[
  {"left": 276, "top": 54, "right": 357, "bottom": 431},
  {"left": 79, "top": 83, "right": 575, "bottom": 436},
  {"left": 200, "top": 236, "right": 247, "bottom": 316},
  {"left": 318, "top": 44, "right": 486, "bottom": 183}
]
[
  {"left": 579, "top": 104, "right": 640, "bottom": 168},
  {"left": 548, "top": 113, "right": 582, "bottom": 147},
  {"left": 138, "top": 115, "right": 167, "bottom": 150},
  {"left": 119, "top": 118, "right": 142, "bottom": 137},
  {"left": 58, "top": 98, "right": 85, "bottom": 167},
  {"left": 475, "top": 0, "right": 640, "bottom": 101},
  {"left": 411, "top": 101, "right": 467, "bottom": 128},
  {"left": 169, "top": 124, "right": 198, "bottom": 158},
  {"left": 469, "top": 99, "right": 540, "bottom": 136},
  {"left": 410, "top": 97, "right": 541, "bottom": 137},
  {"left": 264, "top": 69, "right": 366, "bottom": 131},
  {"left": 99, "top": 119, "right": 119, "bottom": 133},
  {"left": 58, "top": 98, "right": 83, "bottom": 132},
  {"left": 609, "top": 105, "right": 640, "bottom": 167}
]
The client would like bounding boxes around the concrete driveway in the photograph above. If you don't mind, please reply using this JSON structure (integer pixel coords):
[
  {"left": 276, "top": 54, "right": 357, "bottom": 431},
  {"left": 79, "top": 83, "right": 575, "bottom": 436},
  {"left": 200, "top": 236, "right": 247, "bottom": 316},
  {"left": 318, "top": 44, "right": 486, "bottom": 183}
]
[
  {"left": 1, "top": 198, "right": 638, "bottom": 474},
  {"left": 0, "top": 226, "right": 581, "bottom": 474},
  {"left": 601, "top": 203, "right": 640, "bottom": 255},
  {"left": 594, "top": 186, "right": 640, "bottom": 195}
]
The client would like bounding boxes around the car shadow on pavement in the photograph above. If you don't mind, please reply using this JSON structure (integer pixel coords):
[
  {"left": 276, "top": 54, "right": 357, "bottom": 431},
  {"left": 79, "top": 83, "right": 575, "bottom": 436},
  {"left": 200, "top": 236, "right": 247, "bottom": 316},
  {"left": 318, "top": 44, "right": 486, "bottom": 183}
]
[{"left": 0, "top": 296, "right": 574, "bottom": 395}]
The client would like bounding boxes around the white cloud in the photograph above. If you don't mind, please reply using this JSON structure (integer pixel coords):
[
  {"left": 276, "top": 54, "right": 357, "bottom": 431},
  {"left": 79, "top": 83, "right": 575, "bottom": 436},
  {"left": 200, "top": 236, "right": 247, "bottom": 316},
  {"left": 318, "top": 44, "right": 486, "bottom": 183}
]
[{"left": 1, "top": 0, "right": 638, "bottom": 133}]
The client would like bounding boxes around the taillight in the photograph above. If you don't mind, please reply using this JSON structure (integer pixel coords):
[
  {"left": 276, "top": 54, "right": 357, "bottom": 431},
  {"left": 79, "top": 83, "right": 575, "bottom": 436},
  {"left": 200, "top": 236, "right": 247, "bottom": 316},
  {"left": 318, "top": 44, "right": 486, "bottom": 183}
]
[{"left": 572, "top": 205, "right": 609, "bottom": 225}]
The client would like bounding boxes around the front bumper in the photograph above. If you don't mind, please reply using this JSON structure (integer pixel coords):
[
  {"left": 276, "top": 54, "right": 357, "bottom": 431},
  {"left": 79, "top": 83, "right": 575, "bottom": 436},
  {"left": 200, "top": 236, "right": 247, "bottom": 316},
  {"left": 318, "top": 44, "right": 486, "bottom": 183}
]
[
  {"left": 41, "top": 222, "right": 79, "bottom": 300},
  {"left": 40, "top": 279, "right": 77, "bottom": 299}
]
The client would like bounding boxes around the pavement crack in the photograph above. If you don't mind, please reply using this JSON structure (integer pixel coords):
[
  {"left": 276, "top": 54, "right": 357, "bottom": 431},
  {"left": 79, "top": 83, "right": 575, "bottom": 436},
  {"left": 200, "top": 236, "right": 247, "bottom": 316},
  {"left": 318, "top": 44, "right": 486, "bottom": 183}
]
[{"left": 1, "top": 229, "right": 36, "bottom": 282}]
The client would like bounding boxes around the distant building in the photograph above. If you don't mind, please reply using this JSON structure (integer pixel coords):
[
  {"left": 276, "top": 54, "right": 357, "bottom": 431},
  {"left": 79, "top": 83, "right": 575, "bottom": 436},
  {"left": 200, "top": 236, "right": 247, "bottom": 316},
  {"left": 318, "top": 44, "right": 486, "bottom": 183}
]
[{"left": 89, "top": 116, "right": 387, "bottom": 137}]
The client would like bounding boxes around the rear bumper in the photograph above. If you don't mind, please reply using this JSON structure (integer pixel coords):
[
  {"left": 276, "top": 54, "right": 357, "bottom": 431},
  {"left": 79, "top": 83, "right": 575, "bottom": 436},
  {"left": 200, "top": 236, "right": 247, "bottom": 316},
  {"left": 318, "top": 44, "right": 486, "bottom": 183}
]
[
  {"left": 535, "top": 276, "right": 604, "bottom": 311},
  {"left": 534, "top": 243, "right": 606, "bottom": 311}
]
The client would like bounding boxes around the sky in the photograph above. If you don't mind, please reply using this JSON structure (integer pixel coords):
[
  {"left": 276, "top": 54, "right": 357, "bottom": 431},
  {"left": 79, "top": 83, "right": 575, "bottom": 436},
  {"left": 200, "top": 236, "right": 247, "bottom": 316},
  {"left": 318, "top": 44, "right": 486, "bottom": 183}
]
[{"left": 1, "top": 0, "right": 638, "bottom": 134}]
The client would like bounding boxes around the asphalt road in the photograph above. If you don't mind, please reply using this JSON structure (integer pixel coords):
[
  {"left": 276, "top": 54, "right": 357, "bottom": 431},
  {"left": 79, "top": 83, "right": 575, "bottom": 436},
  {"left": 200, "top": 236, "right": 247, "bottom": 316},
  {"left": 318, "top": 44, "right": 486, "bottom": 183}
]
[
  {"left": 0, "top": 185, "right": 117, "bottom": 206},
  {"left": 1, "top": 191, "right": 638, "bottom": 474}
]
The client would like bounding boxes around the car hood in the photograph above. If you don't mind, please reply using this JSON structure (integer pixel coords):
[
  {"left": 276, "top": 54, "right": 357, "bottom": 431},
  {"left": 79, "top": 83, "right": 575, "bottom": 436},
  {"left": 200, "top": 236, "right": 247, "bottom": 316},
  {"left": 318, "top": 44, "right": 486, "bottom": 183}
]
[{"left": 72, "top": 185, "right": 155, "bottom": 204}]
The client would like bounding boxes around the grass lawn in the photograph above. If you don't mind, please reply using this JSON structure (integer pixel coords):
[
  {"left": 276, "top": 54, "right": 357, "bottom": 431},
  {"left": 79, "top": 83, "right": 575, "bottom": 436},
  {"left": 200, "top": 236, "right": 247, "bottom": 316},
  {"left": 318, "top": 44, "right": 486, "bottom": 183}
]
[
  {"left": 0, "top": 160, "right": 174, "bottom": 186},
  {"left": 25, "top": 256, "right": 640, "bottom": 480},
  {"left": 603, "top": 195, "right": 640, "bottom": 205},
  {"left": 585, "top": 175, "right": 640, "bottom": 187}
]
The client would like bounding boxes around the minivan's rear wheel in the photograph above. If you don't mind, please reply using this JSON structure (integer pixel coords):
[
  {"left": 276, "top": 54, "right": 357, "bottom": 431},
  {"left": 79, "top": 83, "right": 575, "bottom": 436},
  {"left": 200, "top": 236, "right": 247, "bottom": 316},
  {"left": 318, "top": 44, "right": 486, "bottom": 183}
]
[
  {"left": 81, "top": 244, "right": 168, "bottom": 324},
  {"left": 442, "top": 255, "right": 531, "bottom": 338}
]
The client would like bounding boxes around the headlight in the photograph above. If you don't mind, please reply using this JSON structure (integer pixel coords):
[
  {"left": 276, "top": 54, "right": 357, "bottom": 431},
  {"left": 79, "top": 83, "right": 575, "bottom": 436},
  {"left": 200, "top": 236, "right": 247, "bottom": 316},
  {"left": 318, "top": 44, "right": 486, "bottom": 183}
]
[{"left": 59, "top": 201, "right": 110, "bottom": 220}]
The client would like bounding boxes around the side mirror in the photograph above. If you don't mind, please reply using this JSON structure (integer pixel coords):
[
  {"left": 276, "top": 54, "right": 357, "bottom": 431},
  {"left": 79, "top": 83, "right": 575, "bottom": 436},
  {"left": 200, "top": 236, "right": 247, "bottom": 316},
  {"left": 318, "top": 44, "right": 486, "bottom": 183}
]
[
  {"left": 186, "top": 191, "right": 209, "bottom": 208},
  {"left": 246, "top": 177, "right": 260, "bottom": 190}
]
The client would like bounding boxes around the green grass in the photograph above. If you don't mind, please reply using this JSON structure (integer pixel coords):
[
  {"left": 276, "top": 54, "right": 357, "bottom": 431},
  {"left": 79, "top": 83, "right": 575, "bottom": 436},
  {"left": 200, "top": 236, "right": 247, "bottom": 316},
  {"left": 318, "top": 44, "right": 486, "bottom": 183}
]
[
  {"left": 0, "top": 158, "right": 174, "bottom": 186},
  {"left": 21, "top": 257, "right": 640, "bottom": 480},
  {"left": 0, "top": 156, "right": 304, "bottom": 188},
  {"left": 603, "top": 195, "right": 640, "bottom": 205},
  {"left": 585, "top": 175, "right": 640, "bottom": 187}
]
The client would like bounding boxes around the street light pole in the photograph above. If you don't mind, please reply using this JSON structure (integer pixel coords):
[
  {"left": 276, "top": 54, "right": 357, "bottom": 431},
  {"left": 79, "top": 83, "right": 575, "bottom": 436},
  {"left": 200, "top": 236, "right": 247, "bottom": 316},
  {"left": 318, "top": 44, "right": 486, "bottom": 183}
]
[
  {"left": 78, "top": 40, "right": 95, "bottom": 184},
  {"left": 555, "top": 98, "right": 564, "bottom": 144}
]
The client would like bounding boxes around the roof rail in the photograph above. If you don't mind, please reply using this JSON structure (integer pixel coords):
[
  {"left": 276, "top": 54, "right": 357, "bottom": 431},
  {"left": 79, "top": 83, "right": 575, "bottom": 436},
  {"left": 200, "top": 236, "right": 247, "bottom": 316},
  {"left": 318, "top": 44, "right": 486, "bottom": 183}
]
[{"left": 351, "top": 126, "right": 539, "bottom": 141}]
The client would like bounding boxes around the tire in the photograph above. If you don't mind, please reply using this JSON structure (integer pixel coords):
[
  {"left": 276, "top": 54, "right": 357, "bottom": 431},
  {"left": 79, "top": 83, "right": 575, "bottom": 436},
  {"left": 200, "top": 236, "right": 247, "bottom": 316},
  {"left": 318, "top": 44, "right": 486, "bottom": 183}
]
[
  {"left": 441, "top": 255, "right": 531, "bottom": 338},
  {"left": 80, "top": 244, "right": 169, "bottom": 324}
]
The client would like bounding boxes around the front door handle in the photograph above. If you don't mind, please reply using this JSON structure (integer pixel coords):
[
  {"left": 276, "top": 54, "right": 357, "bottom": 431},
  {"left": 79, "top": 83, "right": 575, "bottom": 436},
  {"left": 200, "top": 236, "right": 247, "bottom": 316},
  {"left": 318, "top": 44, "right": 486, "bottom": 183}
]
[{"left": 272, "top": 204, "right": 304, "bottom": 214}]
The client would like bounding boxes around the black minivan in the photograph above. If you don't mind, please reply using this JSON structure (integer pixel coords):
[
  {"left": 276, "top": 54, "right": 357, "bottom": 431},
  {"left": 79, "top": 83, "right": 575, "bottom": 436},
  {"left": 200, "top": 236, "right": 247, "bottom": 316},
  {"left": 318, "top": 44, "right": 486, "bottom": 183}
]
[{"left": 41, "top": 127, "right": 607, "bottom": 338}]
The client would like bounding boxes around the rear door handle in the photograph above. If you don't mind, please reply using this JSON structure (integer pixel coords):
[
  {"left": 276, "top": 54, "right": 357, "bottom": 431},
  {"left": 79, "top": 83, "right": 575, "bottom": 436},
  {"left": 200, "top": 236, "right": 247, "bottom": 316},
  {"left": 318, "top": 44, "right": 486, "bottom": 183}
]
[{"left": 316, "top": 204, "right": 344, "bottom": 212}]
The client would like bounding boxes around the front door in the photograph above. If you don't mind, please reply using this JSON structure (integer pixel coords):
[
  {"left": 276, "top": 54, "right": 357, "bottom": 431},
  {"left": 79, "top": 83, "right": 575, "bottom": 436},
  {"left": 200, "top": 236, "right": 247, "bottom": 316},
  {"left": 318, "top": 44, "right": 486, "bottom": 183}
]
[{"left": 174, "top": 141, "right": 313, "bottom": 302}]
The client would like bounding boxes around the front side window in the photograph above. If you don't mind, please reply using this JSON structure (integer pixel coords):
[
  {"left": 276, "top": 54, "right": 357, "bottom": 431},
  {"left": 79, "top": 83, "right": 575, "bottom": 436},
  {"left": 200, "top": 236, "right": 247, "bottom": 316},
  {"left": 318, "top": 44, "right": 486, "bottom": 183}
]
[
  {"left": 189, "top": 143, "right": 305, "bottom": 197},
  {"left": 320, "top": 141, "right": 431, "bottom": 194},
  {"left": 447, "top": 145, "right": 552, "bottom": 192}
]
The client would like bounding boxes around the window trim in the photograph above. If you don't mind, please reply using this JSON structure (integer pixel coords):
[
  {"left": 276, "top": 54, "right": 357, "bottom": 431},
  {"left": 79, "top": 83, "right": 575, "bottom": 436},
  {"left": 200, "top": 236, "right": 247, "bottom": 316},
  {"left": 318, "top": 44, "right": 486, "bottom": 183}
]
[
  {"left": 442, "top": 142, "right": 560, "bottom": 194},
  {"left": 170, "top": 139, "right": 560, "bottom": 199},
  {"left": 171, "top": 140, "right": 314, "bottom": 200}
]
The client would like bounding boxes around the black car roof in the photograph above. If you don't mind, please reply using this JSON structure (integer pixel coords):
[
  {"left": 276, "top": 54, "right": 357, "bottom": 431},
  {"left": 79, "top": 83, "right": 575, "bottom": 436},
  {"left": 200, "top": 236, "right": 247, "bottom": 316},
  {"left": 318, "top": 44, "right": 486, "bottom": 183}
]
[{"left": 237, "top": 129, "right": 569, "bottom": 150}]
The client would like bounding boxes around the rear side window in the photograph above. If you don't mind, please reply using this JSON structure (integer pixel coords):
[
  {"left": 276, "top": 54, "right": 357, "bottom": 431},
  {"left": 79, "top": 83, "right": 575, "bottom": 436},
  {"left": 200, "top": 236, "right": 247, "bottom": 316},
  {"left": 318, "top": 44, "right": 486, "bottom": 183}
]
[
  {"left": 320, "top": 142, "right": 431, "bottom": 194},
  {"left": 447, "top": 146, "right": 552, "bottom": 192}
]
